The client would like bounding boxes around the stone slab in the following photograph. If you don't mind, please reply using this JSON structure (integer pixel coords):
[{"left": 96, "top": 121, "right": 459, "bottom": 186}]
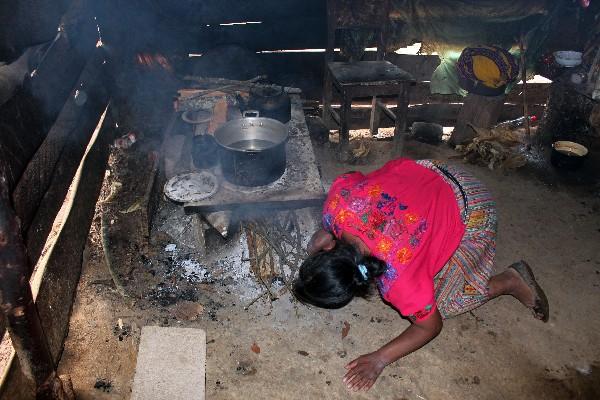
[{"left": 132, "top": 326, "right": 206, "bottom": 400}]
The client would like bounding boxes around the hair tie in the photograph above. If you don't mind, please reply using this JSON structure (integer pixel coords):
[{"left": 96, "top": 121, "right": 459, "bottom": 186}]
[{"left": 357, "top": 264, "right": 368, "bottom": 281}]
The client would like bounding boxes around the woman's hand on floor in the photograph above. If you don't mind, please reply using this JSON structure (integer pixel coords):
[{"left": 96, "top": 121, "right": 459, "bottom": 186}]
[
  {"left": 343, "top": 352, "right": 386, "bottom": 391},
  {"left": 342, "top": 310, "right": 443, "bottom": 391}
]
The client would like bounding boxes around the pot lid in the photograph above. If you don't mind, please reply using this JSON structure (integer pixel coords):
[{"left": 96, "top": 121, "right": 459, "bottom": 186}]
[
  {"left": 214, "top": 116, "right": 288, "bottom": 152},
  {"left": 164, "top": 172, "right": 219, "bottom": 203}
]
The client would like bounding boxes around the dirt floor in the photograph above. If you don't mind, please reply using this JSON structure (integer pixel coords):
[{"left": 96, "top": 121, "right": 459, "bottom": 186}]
[{"left": 57, "top": 133, "right": 600, "bottom": 399}]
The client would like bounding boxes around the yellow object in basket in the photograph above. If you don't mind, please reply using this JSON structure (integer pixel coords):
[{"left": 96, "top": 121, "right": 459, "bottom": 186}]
[{"left": 472, "top": 55, "right": 503, "bottom": 88}]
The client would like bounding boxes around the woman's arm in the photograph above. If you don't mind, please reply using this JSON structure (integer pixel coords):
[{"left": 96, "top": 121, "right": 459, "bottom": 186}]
[{"left": 343, "top": 309, "right": 443, "bottom": 391}]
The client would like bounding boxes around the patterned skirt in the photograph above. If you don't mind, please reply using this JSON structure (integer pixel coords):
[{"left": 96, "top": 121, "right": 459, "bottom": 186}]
[{"left": 417, "top": 160, "right": 497, "bottom": 319}]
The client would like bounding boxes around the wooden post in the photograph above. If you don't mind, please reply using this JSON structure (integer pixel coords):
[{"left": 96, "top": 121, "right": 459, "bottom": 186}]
[
  {"left": 394, "top": 84, "right": 409, "bottom": 156},
  {"left": 450, "top": 93, "right": 506, "bottom": 145},
  {"left": 322, "top": 0, "right": 337, "bottom": 129},
  {"left": 0, "top": 174, "right": 73, "bottom": 399},
  {"left": 370, "top": 96, "right": 381, "bottom": 136},
  {"left": 339, "top": 93, "right": 351, "bottom": 159},
  {"left": 519, "top": 34, "right": 531, "bottom": 149}
]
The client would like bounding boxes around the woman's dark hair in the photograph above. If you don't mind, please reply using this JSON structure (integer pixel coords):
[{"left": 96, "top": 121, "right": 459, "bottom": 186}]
[{"left": 293, "top": 242, "right": 387, "bottom": 309}]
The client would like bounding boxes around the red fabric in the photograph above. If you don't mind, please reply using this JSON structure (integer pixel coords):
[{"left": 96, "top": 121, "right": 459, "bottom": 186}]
[{"left": 322, "top": 159, "right": 465, "bottom": 321}]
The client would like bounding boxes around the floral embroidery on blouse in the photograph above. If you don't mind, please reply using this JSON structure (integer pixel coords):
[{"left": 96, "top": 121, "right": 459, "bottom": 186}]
[
  {"left": 377, "top": 263, "right": 397, "bottom": 296},
  {"left": 376, "top": 193, "right": 397, "bottom": 216},
  {"left": 409, "top": 219, "right": 428, "bottom": 248},
  {"left": 335, "top": 209, "right": 352, "bottom": 224},
  {"left": 323, "top": 213, "right": 333, "bottom": 231},
  {"left": 404, "top": 213, "right": 419, "bottom": 224},
  {"left": 368, "top": 210, "right": 387, "bottom": 232},
  {"left": 367, "top": 185, "right": 382, "bottom": 198},
  {"left": 323, "top": 173, "right": 429, "bottom": 283},
  {"left": 329, "top": 194, "right": 341, "bottom": 210},
  {"left": 322, "top": 159, "right": 465, "bottom": 324},
  {"left": 396, "top": 247, "right": 413, "bottom": 264},
  {"left": 383, "top": 219, "right": 406, "bottom": 239},
  {"left": 349, "top": 197, "right": 369, "bottom": 213},
  {"left": 376, "top": 237, "right": 393, "bottom": 256}
]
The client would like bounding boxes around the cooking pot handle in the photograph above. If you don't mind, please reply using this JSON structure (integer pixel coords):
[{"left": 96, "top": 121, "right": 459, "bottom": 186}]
[{"left": 243, "top": 110, "right": 260, "bottom": 118}]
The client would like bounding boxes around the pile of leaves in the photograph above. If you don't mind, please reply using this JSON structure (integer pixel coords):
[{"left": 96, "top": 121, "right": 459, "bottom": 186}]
[{"left": 455, "top": 124, "right": 528, "bottom": 170}]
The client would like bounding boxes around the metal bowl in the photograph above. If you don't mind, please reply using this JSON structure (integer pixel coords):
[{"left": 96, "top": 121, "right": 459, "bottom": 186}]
[
  {"left": 551, "top": 140, "right": 588, "bottom": 169},
  {"left": 553, "top": 51, "right": 583, "bottom": 68}
]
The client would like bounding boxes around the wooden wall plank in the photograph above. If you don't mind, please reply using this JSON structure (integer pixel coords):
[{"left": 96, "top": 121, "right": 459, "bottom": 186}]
[
  {"left": 257, "top": 52, "right": 548, "bottom": 105},
  {"left": 25, "top": 54, "right": 109, "bottom": 266},
  {"left": 0, "top": 1, "right": 98, "bottom": 195},
  {"left": 0, "top": 354, "right": 35, "bottom": 400},
  {"left": 0, "top": 106, "right": 112, "bottom": 400},
  {"left": 33, "top": 106, "right": 113, "bottom": 363},
  {"left": 28, "top": 0, "right": 98, "bottom": 122},
  {"left": 157, "top": 0, "right": 324, "bottom": 25},
  {"left": 0, "top": 90, "right": 47, "bottom": 192},
  {"left": 12, "top": 50, "right": 108, "bottom": 237},
  {"left": 327, "top": 103, "right": 546, "bottom": 129},
  {"left": 189, "top": 18, "right": 326, "bottom": 52}
]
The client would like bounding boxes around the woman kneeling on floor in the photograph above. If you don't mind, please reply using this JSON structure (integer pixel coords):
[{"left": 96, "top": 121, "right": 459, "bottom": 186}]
[{"left": 293, "top": 158, "right": 549, "bottom": 391}]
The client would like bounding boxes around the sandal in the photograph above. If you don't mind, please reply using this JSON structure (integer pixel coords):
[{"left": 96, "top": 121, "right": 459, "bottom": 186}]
[{"left": 508, "top": 260, "right": 550, "bottom": 322}]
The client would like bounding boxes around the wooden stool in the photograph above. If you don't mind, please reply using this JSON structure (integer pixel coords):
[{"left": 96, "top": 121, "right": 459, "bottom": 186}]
[{"left": 321, "top": 0, "right": 415, "bottom": 158}]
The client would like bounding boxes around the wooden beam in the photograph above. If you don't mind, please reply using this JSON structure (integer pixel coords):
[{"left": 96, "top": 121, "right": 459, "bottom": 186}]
[
  {"left": 248, "top": 52, "right": 439, "bottom": 83},
  {"left": 13, "top": 49, "right": 108, "bottom": 239},
  {"left": 0, "top": 175, "right": 57, "bottom": 396},
  {"left": 451, "top": 93, "right": 506, "bottom": 145},
  {"left": 255, "top": 52, "right": 549, "bottom": 105},
  {"left": 0, "top": 108, "right": 112, "bottom": 399},
  {"left": 0, "top": 89, "right": 47, "bottom": 192},
  {"left": 330, "top": 103, "right": 546, "bottom": 129},
  {"left": 25, "top": 56, "right": 109, "bottom": 266},
  {"left": 28, "top": 35, "right": 79, "bottom": 119},
  {"left": 145, "top": 0, "right": 324, "bottom": 26},
  {"left": 376, "top": 100, "right": 397, "bottom": 120},
  {"left": 187, "top": 17, "right": 326, "bottom": 52},
  {"left": 185, "top": 197, "right": 326, "bottom": 214},
  {"left": 28, "top": 0, "right": 97, "bottom": 122},
  {"left": 33, "top": 106, "right": 113, "bottom": 362}
]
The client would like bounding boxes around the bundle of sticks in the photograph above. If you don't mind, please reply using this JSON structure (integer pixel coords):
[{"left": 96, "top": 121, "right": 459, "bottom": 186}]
[
  {"left": 174, "top": 75, "right": 266, "bottom": 112},
  {"left": 243, "top": 210, "right": 307, "bottom": 310},
  {"left": 455, "top": 124, "right": 528, "bottom": 170}
]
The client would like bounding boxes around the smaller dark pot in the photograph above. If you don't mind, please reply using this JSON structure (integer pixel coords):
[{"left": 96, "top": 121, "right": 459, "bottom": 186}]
[
  {"left": 192, "top": 135, "right": 218, "bottom": 169},
  {"left": 550, "top": 141, "right": 588, "bottom": 170},
  {"left": 248, "top": 85, "right": 291, "bottom": 123}
]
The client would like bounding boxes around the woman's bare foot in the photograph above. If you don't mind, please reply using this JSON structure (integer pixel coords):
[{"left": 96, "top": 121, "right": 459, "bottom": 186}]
[
  {"left": 505, "top": 268, "right": 537, "bottom": 308},
  {"left": 508, "top": 261, "right": 549, "bottom": 322},
  {"left": 488, "top": 261, "right": 549, "bottom": 322}
]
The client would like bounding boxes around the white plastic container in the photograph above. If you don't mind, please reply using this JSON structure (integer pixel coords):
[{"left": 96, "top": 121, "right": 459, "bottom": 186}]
[{"left": 553, "top": 51, "right": 583, "bottom": 68}]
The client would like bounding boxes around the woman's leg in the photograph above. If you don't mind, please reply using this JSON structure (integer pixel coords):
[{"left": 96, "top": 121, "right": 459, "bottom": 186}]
[
  {"left": 487, "top": 261, "right": 549, "bottom": 321},
  {"left": 487, "top": 268, "right": 535, "bottom": 306},
  {"left": 431, "top": 162, "right": 548, "bottom": 321}
]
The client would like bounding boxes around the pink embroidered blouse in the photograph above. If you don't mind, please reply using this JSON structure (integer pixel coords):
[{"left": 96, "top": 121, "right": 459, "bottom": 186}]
[{"left": 322, "top": 159, "right": 465, "bottom": 321}]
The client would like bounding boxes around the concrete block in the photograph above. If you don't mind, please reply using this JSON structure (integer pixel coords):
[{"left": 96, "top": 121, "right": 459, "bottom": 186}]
[{"left": 132, "top": 326, "right": 206, "bottom": 400}]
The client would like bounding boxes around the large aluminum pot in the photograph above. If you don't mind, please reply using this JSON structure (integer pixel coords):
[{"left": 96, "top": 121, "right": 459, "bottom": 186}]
[{"left": 214, "top": 111, "right": 289, "bottom": 186}]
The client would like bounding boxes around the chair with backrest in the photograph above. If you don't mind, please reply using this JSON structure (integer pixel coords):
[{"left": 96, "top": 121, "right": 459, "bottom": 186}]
[{"left": 322, "top": 0, "right": 415, "bottom": 157}]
